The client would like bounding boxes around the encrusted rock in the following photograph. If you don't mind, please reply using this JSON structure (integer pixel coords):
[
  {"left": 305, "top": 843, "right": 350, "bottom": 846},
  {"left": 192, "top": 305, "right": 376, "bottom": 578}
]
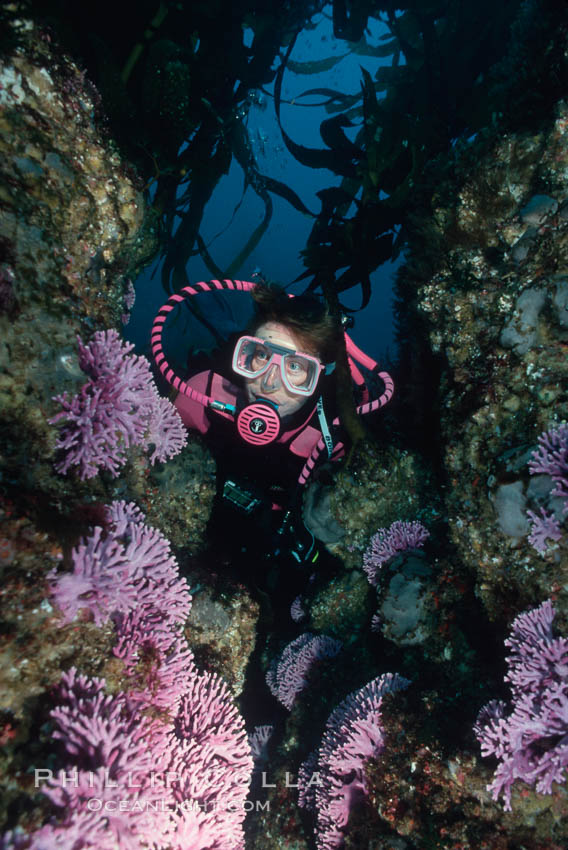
[
  {"left": 378, "top": 553, "right": 434, "bottom": 646},
  {"left": 406, "top": 100, "right": 568, "bottom": 620},
  {"left": 0, "top": 17, "right": 151, "bottom": 503},
  {"left": 184, "top": 572, "right": 259, "bottom": 697}
]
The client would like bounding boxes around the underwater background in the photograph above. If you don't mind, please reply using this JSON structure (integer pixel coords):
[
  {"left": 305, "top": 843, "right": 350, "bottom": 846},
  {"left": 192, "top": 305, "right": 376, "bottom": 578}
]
[{"left": 1, "top": 1, "right": 568, "bottom": 848}]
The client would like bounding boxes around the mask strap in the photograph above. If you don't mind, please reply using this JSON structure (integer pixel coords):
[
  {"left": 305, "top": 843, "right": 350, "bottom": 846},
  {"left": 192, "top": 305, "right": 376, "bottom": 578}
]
[{"left": 316, "top": 397, "right": 335, "bottom": 459}]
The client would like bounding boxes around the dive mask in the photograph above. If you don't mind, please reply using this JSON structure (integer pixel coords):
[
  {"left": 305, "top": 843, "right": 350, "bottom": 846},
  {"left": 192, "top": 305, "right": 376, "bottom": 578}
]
[{"left": 232, "top": 335, "right": 330, "bottom": 397}]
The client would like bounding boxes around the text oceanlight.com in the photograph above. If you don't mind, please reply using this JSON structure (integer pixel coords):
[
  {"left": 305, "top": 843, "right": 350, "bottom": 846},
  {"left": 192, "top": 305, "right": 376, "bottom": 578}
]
[{"left": 84, "top": 799, "right": 270, "bottom": 813}]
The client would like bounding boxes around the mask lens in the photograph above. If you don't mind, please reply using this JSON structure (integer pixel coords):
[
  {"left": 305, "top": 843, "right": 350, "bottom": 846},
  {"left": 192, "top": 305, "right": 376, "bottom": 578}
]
[
  {"left": 234, "top": 338, "right": 273, "bottom": 376},
  {"left": 283, "top": 354, "right": 318, "bottom": 393},
  {"left": 250, "top": 342, "right": 272, "bottom": 373},
  {"left": 233, "top": 337, "right": 321, "bottom": 396}
]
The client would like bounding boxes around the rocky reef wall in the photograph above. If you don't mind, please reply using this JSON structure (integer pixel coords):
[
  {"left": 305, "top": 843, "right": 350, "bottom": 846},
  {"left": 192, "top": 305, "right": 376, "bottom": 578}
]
[
  {"left": 0, "top": 17, "right": 259, "bottom": 840},
  {"left": 255, "top": 95, "right": 568, "bottom": 850},
  {"left": 407, "top": 102, "right": 568, "bottom": 623}
]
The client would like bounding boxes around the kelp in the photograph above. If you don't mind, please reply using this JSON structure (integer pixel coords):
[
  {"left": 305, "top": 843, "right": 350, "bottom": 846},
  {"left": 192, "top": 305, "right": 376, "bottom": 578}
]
[
  {"left": 29, "top": 0, "right": 326, "bottom": 293},
  {"left": 21, "top": 0, "right": 568, "bottom": 312},
  {"left": 272, "top": 0, "right": 566, "bottom": 312},
  {"left": 287, "top": 53, "right": 349, "bottom": 75}
]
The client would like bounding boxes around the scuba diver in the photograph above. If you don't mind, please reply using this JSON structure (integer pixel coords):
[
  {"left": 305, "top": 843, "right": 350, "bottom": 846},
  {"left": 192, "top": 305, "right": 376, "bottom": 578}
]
[{"left": 151, "top": 278, "right": 393, "bottom": 580}]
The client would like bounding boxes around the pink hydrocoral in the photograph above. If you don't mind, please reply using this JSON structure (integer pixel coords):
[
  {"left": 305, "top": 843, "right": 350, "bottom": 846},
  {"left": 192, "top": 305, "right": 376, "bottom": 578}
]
[
  {"left": 528, "top": 423, "right": 568, "bottom": 510},
  {"left": 362, "top": 520, "right": 429, "bottom": 586},
  {"left": 51, "top": 331, "right": 154, "bottom": 478},
  {"left": 113, "top": 610, "right": 196, "bottom": 714},
  {"left": 50, "top": 329, "right": 186, "bottom": 479},
  {"left": 103, "top": 499, "right": 145, "bottom": 534},
  {"left": 248, "top": 725, "right": 273, "bottom": 765},
  {"left": 49, "top": 500, "right": 191, "bottom": 628},
  {"left": 290, "top": 595, "right": 306, "bottom": 623},
  {"left": 50, "top": 671, "right": 173, "bottom": 833},
  {"left": 76, "top": 330, "right": 148, "bottom": 384},
  {"left": 28, "top": 666, "right": 252, "bottom": 850},
  {"left": 49, "top": 525, "right": 139, "bottom": 625},
  {"left": 298, "top": 672, "right": 410, "bottom": 849},
  {"left": 526, "top": 507, "right": 563, "bottom": 554},
  {"left": 18, "top": 500, "right": 253, "bottom": 849},
  {"left": 266, "top": 633, "right": 342, "bottom": 711},
  {"left": 147, "top": 394, "right": 189, "bottom": 463},
  {"left": 170, "top": 671, "right": 253, "bottom": 846},
  {"left": 34, "top": 669, "right": 176, "bottom": 850},
  {"left": 49, "top": 501, "right": 194, "bottom": 716},
  {"left": 525, "top": 424, "right": 568, "bottom": 554},
  {"left": 474, "top": 600, "right": 568, "bottom": 810}
]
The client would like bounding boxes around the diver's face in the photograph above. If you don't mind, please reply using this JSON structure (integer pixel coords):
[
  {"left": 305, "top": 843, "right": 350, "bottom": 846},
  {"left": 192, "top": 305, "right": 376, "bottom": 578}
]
[{"left": 244, "top": 322, "right": 317, "bottom": 416}]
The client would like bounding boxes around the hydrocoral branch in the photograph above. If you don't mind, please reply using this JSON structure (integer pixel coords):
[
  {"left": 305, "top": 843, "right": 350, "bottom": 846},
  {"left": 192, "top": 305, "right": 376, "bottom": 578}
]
[
  {"left": 362, "top": 520, "right": 429, "bottom": 586},
  {"left": 266, "top": 633, "right": 342, "bottom": 711},
  {"left": 28, "top": 665, "right": 253, "bottom": 850},
  {"left": 474, "top": 599, "right": 568, "bottom": 810},
  {"left": 49, "top": 525, "right": 140, "bottom": 625},
  {"left": 49, "top": 500, "right": 191, "bottom": 629},
  {"left": 528, "top": 423, "right": 568, "bottom": 510},
  {"left": 49, "top": 500, "right": 194, "bottom": 716},
  {"left": 20, "top": 502, "right": 254, "bottom": 849},
  {"left": 298, "top": 672, "right": 410, "bottom": 850},
  {"left": 113, "top": 612, "right": 196, "bottom": 714},
  {"left": 290, "top": 595, "right": 306, "bottom": 623},
  {"left": 526, "top": 424, "right": 568, "bottom": 554},
  {"left": 526, "top": 507, "right": 563, "bottom": 554},
  {"left": 248, "top": 725, "right": 273, "bottom": 766},
  {"left": 147, "top": 394, "right": 189, "bottom": 463},
  {"left": 50, "top": 329, "right": 187, "bottom": 479}
]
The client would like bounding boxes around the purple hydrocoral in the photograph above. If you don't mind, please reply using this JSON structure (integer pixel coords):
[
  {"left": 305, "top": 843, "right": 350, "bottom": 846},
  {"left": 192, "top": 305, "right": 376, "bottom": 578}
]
[
  {"left": 50, "top": 329, "right": 187, "bottom": 479},
  {"left": 298, "top": 672, "right": 410, "bottom": 849},
  {"left": 248, "top": 725, "right": 273, "bottom": 765},
  {"left": 28, "top": 665, "right": 253, "bottom": 850},
  {"left": 266, "top": 633, "right": 342, "bottom": 711},
  {"left": 49, "top": 500, "right": 191, "bottom": 628},
  {"left": 528, "top": 423, "right": 568, "bottom": 509},
  {"left": 49, "top": 500, "right": 195, "bottom": 716},
  {"left": 474, "top": 599, "right": 568, "bottom": 810},
  {"left": 290, "top": 595, "right": 306, "bottom": 623},
  {"left": 362, "top": 520, "right": 429, "bottom": 586},
  {"left": 526, "top": 507, "right": 563, "bottom": 554},
  {"left": 526, "top": 424, "right": 568, "bottom": 554},
  {"left": 19, "top": 501, "right": 254, "bottom": 849},
  {"left": 147, "top": 395, "right": 189, "bottom": 463}
]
